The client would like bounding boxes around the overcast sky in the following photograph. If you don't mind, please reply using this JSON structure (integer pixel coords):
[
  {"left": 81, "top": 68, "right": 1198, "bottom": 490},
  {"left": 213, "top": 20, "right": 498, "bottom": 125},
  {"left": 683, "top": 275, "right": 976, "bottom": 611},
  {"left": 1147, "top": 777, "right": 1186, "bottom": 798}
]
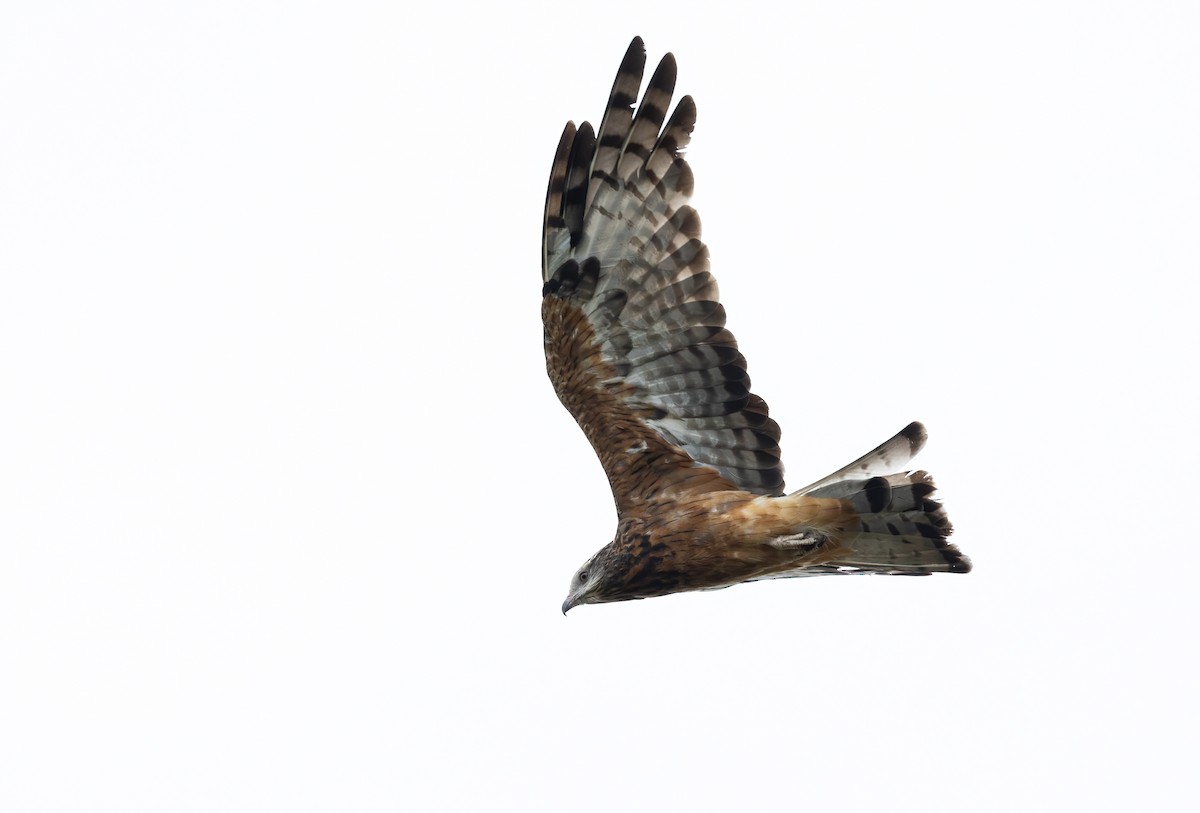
[{"left": 3, "top": 2, "right": 1197, "bottom": 810}]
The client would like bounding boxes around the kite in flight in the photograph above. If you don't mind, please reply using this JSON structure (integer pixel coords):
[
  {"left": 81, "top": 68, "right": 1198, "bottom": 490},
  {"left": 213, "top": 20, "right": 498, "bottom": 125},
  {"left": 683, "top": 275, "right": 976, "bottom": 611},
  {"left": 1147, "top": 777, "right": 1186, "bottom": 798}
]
[{"left": 543, "top": 38, "right": 970, "bottom": 613}]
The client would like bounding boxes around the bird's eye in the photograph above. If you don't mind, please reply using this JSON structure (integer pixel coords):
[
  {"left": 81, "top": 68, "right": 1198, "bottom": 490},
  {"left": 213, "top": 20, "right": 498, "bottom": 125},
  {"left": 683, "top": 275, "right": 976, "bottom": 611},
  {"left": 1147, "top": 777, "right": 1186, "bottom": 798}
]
[{"left": 578, "top": 570, "right": 588, "bottom": 582}]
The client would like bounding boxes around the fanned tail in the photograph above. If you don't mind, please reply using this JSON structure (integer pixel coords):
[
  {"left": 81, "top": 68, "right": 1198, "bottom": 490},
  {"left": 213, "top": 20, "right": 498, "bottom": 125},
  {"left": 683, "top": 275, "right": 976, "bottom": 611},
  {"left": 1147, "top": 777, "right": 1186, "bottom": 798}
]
[{"left": 800, "top": 423, "right": 969, "bottom": 575}]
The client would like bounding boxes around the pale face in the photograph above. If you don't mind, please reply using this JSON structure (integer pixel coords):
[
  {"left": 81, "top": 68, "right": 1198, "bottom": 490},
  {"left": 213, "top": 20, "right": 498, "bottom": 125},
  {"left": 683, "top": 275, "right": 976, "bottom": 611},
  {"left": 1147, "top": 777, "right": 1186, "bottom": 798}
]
[{"left": 561, "top": 555, "right": 600, "bottom": 614}]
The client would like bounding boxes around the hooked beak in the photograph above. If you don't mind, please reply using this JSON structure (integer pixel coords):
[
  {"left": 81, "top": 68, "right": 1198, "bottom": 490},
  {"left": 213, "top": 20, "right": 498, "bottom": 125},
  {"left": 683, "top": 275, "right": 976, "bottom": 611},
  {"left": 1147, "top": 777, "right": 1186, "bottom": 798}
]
[{"left": 562, "top": 595, "right": 579, "bottom": 615}]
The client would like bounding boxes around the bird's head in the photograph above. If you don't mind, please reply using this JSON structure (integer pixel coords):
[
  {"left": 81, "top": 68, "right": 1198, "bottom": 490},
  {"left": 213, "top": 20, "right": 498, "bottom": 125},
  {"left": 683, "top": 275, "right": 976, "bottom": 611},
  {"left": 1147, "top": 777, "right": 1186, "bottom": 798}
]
[
  {"left": 561, "top": 546, "right": 638, "bottom": 614},
  {"left": 561, "top": 539, "right": 678, "bottom": 613},
  {"left": 561, "top": 553, "right": 605, "bottom": 614}
]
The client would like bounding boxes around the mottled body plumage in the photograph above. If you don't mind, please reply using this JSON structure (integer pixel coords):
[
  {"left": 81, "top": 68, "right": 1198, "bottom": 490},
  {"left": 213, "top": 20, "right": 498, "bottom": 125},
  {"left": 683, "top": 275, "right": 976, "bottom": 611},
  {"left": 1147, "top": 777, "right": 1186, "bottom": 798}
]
[{"left": 543, "top": 39, "right": 970, "bottom": 612}]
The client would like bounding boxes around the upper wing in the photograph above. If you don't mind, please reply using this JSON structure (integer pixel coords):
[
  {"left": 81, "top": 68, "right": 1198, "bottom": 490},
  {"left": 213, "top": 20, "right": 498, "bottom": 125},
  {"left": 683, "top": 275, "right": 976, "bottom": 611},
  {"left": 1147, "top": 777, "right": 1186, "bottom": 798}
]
[{"left": 541, "top": 37, "right": 785, "bottom": 510}]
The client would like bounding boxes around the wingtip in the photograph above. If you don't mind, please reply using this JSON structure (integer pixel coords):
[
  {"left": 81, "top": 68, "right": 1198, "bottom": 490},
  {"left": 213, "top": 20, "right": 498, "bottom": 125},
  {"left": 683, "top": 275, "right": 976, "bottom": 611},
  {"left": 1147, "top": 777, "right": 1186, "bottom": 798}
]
[{"left": 622, "top": 36, "right": 647, "bottom": 70}]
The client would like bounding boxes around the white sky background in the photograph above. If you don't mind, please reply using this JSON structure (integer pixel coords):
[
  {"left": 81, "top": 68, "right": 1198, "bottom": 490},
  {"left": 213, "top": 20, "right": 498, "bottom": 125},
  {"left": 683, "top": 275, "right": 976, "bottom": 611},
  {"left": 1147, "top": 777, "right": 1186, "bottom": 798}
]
[{"left": 2, "top": 1, "right": 1197, "bottom": 810}]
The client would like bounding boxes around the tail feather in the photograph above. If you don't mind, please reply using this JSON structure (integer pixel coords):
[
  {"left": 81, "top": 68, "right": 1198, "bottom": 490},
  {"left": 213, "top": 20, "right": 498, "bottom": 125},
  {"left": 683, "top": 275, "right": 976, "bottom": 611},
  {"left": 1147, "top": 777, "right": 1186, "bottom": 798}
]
[
  {"left": 831, "top": 533, "right": 969, "bottom": 573},
  {"left": 829, "top": 471, "right": 967, "bottom": 575},
  {"left": 791, "top": 422, "right": 927, "bottom": 496},
  {"left": 795, "top": 425, "right": 969, "bottom": 576}
]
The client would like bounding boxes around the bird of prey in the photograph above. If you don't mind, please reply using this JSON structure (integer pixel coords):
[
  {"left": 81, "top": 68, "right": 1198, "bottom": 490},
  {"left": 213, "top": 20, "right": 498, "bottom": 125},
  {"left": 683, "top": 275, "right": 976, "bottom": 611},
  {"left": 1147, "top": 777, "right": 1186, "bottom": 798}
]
[{"left": 543, "top": 38, "right": 970, "bottom": 614}]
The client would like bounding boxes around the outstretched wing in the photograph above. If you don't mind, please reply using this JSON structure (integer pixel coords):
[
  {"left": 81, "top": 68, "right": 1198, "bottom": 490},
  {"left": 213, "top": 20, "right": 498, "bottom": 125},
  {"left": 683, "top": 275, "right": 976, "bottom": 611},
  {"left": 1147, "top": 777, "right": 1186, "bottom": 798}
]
[{"left": 541, "top": 37, "right": 785, "bottom": 511}]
